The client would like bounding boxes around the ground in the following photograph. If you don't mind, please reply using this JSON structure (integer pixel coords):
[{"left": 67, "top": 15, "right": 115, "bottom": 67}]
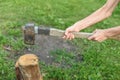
[
  {"left": 16, "top": 34, "right": 82, "bottom": 65},
  {"left": 0, "top": 0, "right": 120, "bottom": 80}
]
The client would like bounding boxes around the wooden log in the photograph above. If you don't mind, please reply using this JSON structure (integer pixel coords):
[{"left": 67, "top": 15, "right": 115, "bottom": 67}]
[{"left": 15, "top": 54, "right": 43, "bottom": 80}]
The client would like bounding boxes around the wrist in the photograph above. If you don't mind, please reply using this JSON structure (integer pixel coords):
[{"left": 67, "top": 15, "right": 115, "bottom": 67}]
[
  {"left": 72, "top": 23, "right": 82, "bottom": 32},
  {"left": 70, "top": 25, "right": 79, "bottom": 32},
  {"left": 73, "top": 20, "right": 90, "bottom": 31},
  {"left": 104, "top": 29, "right": 114, "bottom": 38}
]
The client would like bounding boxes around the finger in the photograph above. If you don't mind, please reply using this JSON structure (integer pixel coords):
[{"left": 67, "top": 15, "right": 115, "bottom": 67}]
[
  {"left": 88, "top": 31, "right": 98, "bottom": 40},
  {"left": 65, "top": 32, "right": 68, "bottom": 36},
  {"left": 69, "top": 34, "right": 72, "bottom": 40},
  {"left": 66, "top": 33, "right": 71, "bottom": 39},
  {"left": 62, "top": 32, "right": 68, "bottom": 39},
  {"left": 71, "top": 34, "right": 75, "bottom": 39},
  {"left": 88, "top": 35, "right": 96, "bottom": 40},
  {"left": 69, "top": 33, "right": 75, "bottom": 40},
  {"left": 63, "top": 31, "right": 70, "bottom": 39},
  {"left": 94, "top": 36, "right": 101, "bottom": 41},
  {"left": 62, "top": 35, "right": 66, "bottom": 39},
  {"left": 88, "top": 32, "right": 102, "bottom": 40},
  {"left": 95, "top": 38, "right": 104, "bottom": 42},
  {"left": 97, "top": 37, "right": 107, "bottom": 42},
  {"left": 65, "top": 28, "right": 70, "bottom": 35}
]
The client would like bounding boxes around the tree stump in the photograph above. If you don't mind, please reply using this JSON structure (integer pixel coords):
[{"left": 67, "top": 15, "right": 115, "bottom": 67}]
[{"left": 15, "top": 54, "right": 43, "bottom": 80}]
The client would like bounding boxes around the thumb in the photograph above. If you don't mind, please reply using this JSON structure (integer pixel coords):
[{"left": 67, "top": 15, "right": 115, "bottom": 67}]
[
  {"left": 88, "top": 34, "right": 96, "bottom": 40},
  {"left": 65, "top": 28, "right": 72, "bottom": 35}
]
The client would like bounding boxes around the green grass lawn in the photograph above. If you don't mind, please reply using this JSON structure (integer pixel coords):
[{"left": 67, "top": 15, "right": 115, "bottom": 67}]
[{"left": 0, "top": 0, "right": 120, "bottom": 80}]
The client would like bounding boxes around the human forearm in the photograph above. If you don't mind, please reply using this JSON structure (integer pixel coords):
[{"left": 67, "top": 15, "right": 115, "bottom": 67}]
[
  {"left": 73, "top": 0, "right": 119, "bottom": 31},
  {"left": 87, "top": 26, "right": 120, "bottom": 42},
  {"left": 105, "top": 26, "right": 120, "bottom": 37},
  {"left": 73, "top": 9, "right": 111, "bottom": 31},
  {"left": 64, "top": 0, "right": 120, "bottom": 40}
]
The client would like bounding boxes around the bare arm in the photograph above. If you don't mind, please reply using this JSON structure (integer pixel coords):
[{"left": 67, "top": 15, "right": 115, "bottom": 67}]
[
  {"left": 73, "top": 0, "right": 120, "bottom": 31},
  {"left": 63, "top": 0, "right": 120, "bottom": 40},
  {"left": 105, "top": 26, "right": 120, "bottom": 37},
  {"left": 88, "top": 26, "right": 120, "bottom": 42}
]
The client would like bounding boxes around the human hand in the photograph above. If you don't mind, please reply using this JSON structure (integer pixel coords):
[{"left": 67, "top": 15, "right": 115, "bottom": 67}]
[
  {"left": 63, "top": 26, "right": 80, "bottom": 40},
  {"left": 88, "top": 29, "right": 108, "bottom": 42}
]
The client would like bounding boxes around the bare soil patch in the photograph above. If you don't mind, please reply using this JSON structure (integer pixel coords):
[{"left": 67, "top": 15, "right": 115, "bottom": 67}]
[{"left": 14, "top": 35, "right": 83, "bottom": 66}]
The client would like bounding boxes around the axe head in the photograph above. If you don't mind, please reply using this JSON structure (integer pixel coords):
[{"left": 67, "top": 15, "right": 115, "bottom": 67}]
[{"left": 23, "top": 23, "right": 35, "bottom": 45}]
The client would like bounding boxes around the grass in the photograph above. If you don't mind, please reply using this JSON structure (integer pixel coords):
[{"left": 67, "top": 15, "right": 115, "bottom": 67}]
[{"left": 0, "top": 0, "right": 120, "bottom": 80}]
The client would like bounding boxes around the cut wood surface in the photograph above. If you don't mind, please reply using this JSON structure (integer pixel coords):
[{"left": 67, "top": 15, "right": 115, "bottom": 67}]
[{"left": 15, "top": 54, "right": 43, "bottom": 80}]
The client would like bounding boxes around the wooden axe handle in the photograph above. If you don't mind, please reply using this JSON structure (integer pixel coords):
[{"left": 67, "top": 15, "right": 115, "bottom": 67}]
[
  {"left": 50, "top": 28, "right": 92, "bottom": 38},
  {"left": 33, "top": 26, "right": 120, "bottom": 40},
  {"left": 49, "top": 28, "right": 120, "bottom": 40}
]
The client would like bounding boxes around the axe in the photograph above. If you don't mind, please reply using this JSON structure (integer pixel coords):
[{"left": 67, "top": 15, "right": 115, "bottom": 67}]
[{"left": 22, "top": 23, "right": 120, "bottom": 45}]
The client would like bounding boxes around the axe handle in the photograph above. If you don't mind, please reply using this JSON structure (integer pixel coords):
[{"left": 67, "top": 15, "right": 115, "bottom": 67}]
[
  {"left": 50, "top": 28, "right": 120, "bottom": 40},
  {"left": 36, "top": 27, "right": 92, "bottom": 38},
  {"left": 36, "top": 27, "right": 120, "bottom": 40},
  {"left": 50, "top": 28, "right": 92, "bottom": 38}
]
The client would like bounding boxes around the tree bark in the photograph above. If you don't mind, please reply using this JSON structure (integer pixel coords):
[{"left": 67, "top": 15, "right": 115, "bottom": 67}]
[{"left": 15, "top": 54, "right": 43, "bottom": 80}]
